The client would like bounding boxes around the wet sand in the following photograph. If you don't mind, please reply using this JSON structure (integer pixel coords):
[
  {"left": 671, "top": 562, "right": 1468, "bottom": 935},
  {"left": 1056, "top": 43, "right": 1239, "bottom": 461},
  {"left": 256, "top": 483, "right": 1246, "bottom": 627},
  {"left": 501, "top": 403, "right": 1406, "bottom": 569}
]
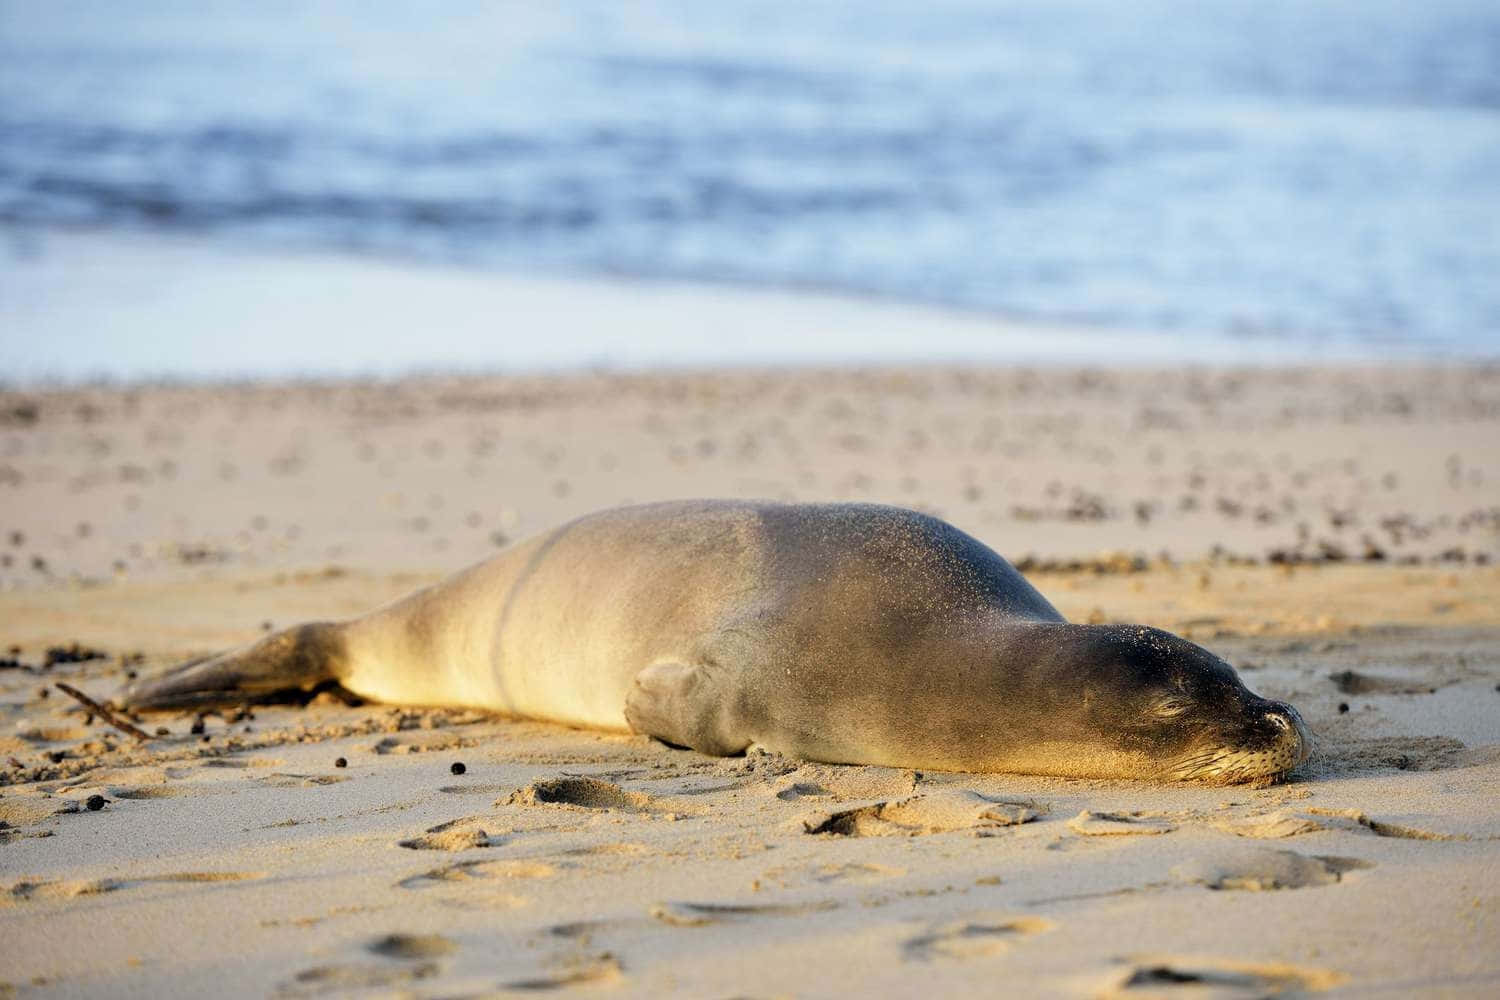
[{"left": 1, "top": 366, "right": 1497, "bottom": 998}]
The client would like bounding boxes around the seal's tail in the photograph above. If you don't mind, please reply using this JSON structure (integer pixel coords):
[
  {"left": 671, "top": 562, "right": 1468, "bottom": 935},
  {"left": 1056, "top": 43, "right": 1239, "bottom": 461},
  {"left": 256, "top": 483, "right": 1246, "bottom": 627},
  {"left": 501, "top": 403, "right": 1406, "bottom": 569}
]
[{"left": 123, "top": 622, "right": 346, "bottom": 709}]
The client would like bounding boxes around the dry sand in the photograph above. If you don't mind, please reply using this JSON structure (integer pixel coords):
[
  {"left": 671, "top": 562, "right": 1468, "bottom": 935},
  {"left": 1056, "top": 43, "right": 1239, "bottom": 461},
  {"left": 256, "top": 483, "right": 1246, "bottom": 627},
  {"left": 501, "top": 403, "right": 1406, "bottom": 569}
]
[{"left": 1, "top": 365, "right": 1497, "bottom": 998}]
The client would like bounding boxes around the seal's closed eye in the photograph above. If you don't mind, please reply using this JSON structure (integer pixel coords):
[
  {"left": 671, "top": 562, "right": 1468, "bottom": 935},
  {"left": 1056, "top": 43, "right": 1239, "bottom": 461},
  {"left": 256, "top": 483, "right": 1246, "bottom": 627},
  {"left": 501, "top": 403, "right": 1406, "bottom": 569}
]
[{"left": 1154, "top": 697, "right": 1191, "bottom": 718}]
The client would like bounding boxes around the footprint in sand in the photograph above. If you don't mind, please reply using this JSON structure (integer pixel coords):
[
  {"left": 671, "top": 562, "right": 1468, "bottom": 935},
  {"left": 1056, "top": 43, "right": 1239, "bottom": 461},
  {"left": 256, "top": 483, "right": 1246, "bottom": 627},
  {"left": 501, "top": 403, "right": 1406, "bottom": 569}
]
[
  {"left": 811, "top": 862, "right": 904, "bottom": 884},
  {"left": 804, "top": 789, "right": 1041, "bottom": 837},
  {"left": 258, "top": 772, "right": 348, "bottom": 788},
  {"left": 370, "top": 733, "right": 477, "bottom": 755},
  {"left": 5, "top": 878, "right": 118, "bottom": 903},
  {"left": 774, "top": 780, "right": 831, "bottom": 801},
  {"left": 5, "top": 871, "right": 264, "bottom": 904},
  {"left": 1327, "top": 669, "right": 1442, "bottom": 695},
  {"left": 755, "top": 859, "right": 906, "bottom": 891},
  {"left": 439, "top": 782, "right": 509, "bottom": 795},
  {"left": 500, "top": 952, "right": 622, "bottom": 991},
  {"left": 563, "top": 842, "right": 649, "bottom": 857},
  {"left": 69, "top": 764, "right": 179, "bottom": 791},
  {"left": 1102, "top": 956, "right": 1344, "bottom": 998},
  {"left": 1170, "top": 847, "right": 1372, "bottom": 891},
  {"left": 1304, "top": 807, "right": 1465, "bottom": 841},
  {"left": 200, "top": 757, "right": 283, "bottom": 769},
  {"left": 366, "top": 933, "right": 457, "bottom": 959},
  {"left": 398, "top": 858, "right": 562, "bottom": 889},
  {"left": 648, "top": 899, "right": 836, "bottom": 927},
  {"left": 1219, "top": 806, "right": 1468, "bottom": 842},
  {"left": 903, "top": 914, "right": 1052, "bottom": 961},
  {"left": 817, "top": 862, "right": 908, "bottom": 885},
  {"left": 106, "top": 785, "right": 187, "bottom": 799},
  {"left": 506, "top": 776, "right": 700, "bottom": 817},
  {"left": 1066, "top": 811, "right": 1175, "bottom": 836},
  {"left": 277, "top": 961, "right": 438, "bottom": 997},
  {"left": 1213, "top": 810, "right": 1327, "bottom": 839},
  {"left": 547, "top": 919, "right": 611, "bottom": 942},
  {"left": 397, "top": 818, "right": 501, "bottom": 851},
  {"left": 772, "top": 764, "right": 919, "bottom": 802}
]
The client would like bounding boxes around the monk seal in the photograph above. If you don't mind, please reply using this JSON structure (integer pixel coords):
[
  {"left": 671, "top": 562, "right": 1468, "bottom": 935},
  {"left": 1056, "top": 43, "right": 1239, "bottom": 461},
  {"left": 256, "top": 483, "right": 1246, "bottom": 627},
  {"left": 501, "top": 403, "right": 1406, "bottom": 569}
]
[{"left": 125, "top": 500, "right": 1310, "bottom": 783}]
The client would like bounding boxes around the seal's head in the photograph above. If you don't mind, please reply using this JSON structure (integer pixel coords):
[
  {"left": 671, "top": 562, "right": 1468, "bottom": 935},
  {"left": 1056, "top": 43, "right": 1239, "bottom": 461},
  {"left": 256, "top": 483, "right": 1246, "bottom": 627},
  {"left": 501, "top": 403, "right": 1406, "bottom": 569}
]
[{"left": 1070, "top": 625, "right": 1311, "bottom": 784}]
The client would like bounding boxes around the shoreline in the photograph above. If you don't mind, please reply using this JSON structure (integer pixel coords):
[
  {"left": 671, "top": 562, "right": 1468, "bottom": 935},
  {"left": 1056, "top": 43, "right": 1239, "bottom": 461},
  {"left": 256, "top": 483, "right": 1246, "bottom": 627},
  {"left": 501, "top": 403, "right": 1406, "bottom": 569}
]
[{"left": 5, "top": 229, "right": 1487, "bottom": 386}]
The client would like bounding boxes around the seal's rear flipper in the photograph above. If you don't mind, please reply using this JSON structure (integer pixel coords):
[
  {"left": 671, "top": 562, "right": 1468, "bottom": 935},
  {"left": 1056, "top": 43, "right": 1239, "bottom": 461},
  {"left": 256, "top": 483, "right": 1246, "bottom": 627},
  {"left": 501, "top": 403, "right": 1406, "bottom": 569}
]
[
  {"left": 124, "top": 622, "right": 346, "bottom": 709},
  {"left": 624, "top": 661, "right": 750, "bottom": 757}
]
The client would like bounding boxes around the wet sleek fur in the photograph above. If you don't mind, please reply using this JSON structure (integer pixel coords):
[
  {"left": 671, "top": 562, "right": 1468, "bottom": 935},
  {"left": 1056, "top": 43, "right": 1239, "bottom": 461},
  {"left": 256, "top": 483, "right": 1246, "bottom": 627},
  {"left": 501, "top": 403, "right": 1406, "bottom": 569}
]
[{"left": 126, "top": 500, "right": 1310, "bottom": 783}]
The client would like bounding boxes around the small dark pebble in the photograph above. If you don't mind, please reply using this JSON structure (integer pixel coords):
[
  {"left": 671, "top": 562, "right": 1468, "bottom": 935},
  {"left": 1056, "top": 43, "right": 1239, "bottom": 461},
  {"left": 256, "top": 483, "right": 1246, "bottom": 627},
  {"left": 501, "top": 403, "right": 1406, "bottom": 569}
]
[
  {"left": 154, "top": 726, "right": 169, "bottom": 736},
  {"left": 190, "top": 719, "right": 205, "bottom": 735},
  {"left": 1337, "top": 703, "right": 1350, "bottom": 714},
  {"left": 335, "top": 757, "right": 348, "bottom": 768},
  {"left": 48, "top": 750, "right": 65, "bottom": 763},
  {"left": 201, "top": 735, "right": 211, "bottom": 743},
  {"left": 450, "top": 761, "right": 466, "bottom": 776},
  {"left": 85, "top": 794, "right": 107, "bottom": 811},
  {"left": 261, "top": 621, "right": 274, "bottom": 632}
]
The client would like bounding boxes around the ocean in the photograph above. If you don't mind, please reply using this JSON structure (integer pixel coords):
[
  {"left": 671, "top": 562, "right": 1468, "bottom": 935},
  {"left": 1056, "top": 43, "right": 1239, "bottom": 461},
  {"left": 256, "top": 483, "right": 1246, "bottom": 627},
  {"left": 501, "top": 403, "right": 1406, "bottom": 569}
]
[{"left": 3, "top": 0, "right": 1498, "bottom": 361}]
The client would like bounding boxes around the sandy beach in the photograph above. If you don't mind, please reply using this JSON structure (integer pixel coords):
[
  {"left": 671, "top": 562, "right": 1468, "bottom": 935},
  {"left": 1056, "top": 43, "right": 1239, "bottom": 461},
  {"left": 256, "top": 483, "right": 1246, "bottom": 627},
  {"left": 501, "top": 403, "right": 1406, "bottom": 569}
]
[{"left": 2, "top": 364, "right": 1497, "bottom": 998}]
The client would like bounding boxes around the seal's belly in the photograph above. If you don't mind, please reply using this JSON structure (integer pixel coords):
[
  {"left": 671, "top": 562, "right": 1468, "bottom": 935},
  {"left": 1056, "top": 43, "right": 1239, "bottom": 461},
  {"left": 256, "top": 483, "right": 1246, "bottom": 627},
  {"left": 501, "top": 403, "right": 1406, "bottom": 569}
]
[
  {"left": 495, "top": 638, "right": 641, "bottom": 731},
  {"left": 484, "top": 511, "right": 764, "bottom": 729}
]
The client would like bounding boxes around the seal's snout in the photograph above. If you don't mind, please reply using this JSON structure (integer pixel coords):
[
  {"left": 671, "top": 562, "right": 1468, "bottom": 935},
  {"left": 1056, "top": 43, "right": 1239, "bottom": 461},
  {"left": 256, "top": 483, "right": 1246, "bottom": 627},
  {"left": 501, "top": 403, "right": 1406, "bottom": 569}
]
[
  {"left": 1168, "top": 697, "right": 1311, "bottom": 784},
  {"left": 1266, "top": 701, "right": 1312, "bottom": 767}
]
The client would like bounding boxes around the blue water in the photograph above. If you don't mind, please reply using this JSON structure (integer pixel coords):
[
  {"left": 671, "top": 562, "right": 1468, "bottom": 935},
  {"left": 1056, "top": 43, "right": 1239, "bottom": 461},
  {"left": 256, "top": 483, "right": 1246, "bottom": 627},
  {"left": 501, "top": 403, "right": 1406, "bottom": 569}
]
[{"left": 3, "top": 0, "right": 1498, "bottom": 355}]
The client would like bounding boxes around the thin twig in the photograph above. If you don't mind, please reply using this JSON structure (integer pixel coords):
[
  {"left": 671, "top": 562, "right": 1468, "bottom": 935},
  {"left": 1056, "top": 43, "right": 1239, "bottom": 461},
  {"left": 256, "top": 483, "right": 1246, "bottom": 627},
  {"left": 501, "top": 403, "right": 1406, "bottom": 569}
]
[{"left": 53, "top": 683, "right": 153, "bottom": 742}]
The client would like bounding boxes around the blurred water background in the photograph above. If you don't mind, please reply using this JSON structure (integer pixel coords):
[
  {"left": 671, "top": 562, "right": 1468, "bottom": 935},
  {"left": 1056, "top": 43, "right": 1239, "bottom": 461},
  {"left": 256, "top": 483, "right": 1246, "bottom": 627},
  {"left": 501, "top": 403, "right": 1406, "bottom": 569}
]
[{"left": 2, "top": 0, "right": 1498, "bottom": 366}]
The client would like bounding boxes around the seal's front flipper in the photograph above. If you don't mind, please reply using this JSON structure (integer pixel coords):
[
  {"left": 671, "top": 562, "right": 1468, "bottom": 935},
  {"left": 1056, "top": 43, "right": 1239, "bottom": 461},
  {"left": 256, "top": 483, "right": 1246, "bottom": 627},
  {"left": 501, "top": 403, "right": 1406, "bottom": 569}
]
[
  {"left": 124, "top": 622, "right": 346, "bottom": 709},
  {"left": 624, "top": 661, "right": 750, "bottom": 757}
]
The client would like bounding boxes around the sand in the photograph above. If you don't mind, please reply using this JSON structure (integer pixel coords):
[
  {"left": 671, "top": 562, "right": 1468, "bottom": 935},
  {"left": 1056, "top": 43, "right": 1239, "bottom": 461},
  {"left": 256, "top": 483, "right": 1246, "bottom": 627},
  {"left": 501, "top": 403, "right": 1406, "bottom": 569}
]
[{"left": 1, "top": 365, "right": 1497, "bottom": 998}]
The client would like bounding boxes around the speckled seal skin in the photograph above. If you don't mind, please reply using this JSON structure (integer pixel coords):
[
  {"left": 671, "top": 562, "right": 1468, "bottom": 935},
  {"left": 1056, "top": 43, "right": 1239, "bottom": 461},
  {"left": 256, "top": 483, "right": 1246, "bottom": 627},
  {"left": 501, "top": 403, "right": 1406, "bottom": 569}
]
[{"left": 125, "top": 500, "right": 1310, "bottom": 783}]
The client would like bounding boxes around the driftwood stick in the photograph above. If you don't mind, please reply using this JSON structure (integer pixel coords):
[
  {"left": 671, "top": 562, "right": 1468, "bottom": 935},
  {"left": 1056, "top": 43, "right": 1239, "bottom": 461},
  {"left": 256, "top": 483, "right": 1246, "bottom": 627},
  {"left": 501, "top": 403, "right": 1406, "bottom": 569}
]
[{"left": 54, "top": 683, "right": 153, "bottom": 742}]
